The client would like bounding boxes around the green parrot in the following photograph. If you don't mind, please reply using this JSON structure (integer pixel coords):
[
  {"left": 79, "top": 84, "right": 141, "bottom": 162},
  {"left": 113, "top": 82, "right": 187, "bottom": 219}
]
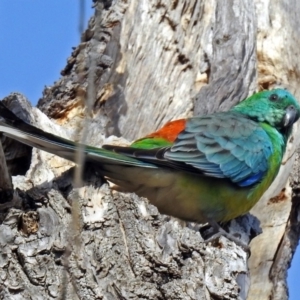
[{"left": 0, "top": 89, "right": 299, "bottom": 245}]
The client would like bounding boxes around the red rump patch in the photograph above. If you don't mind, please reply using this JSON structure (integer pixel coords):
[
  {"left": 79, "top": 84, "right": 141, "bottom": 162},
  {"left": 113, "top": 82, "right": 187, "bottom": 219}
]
[{"left": 146, "top": 119, "right": 186, "bottom": 142}]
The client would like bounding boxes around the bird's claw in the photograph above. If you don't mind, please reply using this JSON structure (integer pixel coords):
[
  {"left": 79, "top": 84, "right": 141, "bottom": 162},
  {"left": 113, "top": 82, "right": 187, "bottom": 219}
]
[
  {"left": 204, "top": 230, "right": 250, "bottom": 254},
  {"left": 196, "top": 220, "right": 251, "bottom": 254}
]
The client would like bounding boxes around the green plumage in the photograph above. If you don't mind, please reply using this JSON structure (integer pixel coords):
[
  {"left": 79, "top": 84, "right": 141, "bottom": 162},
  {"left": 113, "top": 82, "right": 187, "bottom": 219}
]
[{"left": 0, "top": 89, "right": 299, "bottom": 223}]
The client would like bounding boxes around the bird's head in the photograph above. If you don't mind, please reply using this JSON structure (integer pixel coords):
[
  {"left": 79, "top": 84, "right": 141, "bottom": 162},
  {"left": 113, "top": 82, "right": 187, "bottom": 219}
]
[{"left": 233, "top": 89, "right": 300, "bottom": 136}]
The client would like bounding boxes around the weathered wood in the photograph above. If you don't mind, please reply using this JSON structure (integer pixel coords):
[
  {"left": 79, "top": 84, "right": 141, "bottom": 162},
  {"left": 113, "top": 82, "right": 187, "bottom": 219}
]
[
  {"left": 1, "top": 0, "right": 300, "bottom": 299},
  {"left": 194, "top": 0, "right": 257, "bottom": 115}
]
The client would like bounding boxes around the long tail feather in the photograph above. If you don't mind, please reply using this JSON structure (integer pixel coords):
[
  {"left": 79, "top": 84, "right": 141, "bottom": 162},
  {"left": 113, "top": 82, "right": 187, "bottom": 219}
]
[{"left": 0, "top": 102, "right": 155, "bottom": 168}]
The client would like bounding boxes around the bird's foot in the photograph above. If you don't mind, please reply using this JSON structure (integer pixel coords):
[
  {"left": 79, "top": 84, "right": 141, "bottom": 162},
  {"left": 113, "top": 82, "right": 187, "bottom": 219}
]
[
  {"left": 204, "top": 228, "right": 250, "bottom": 253},
  {"left": 201, "top": 220, "right": 250, "bottom": 253}
]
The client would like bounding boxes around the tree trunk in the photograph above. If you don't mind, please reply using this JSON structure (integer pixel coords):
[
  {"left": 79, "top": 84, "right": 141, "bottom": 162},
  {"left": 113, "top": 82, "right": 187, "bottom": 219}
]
[{"left": 1, "top": 0, "right": 299, "bottom": 299}]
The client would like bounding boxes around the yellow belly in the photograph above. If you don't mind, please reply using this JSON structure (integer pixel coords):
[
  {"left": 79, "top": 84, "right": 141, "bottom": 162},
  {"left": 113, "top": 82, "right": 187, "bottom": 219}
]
[{"left": 107, "top": 166, "right": 272, "bottom": 223}]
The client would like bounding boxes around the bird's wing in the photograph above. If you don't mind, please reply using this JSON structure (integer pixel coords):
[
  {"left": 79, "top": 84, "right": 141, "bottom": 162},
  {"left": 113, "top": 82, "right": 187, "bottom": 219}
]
[
  {"left": 164, "top": 112, "right": 273, "bottom": 186},
  {"left": 104, "top": 112, "right": 273, "bottom": 187}
]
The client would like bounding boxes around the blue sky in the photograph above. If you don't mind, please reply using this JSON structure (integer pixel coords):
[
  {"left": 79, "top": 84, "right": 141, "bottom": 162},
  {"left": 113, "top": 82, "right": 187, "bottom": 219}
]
[
  {"left": 0, "top": 1, "right": 93, "bottom": 104},
  {"left": 0, "top": 1, "right": 299, "bottom": 298}
]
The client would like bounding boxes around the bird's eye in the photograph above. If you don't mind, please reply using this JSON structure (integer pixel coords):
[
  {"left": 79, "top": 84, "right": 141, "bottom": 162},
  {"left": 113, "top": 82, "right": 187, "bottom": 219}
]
[{"left": 269, "top": 94, "right": 279, "bottom": 101}]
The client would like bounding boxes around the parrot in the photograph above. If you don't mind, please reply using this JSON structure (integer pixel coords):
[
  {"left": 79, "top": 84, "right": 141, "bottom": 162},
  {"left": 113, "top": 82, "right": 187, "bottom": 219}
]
[{"left": 0, "top": 88, "right": 299, "bottom": 247}]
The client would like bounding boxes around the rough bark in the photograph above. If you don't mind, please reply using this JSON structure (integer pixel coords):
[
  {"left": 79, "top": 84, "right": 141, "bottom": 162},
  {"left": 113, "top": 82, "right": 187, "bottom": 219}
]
[{"left": 0, "top": 0, "right": 300, "bottom": 299}]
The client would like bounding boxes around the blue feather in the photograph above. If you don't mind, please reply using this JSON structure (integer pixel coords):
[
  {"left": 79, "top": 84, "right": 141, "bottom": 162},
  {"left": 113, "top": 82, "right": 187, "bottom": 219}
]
[
  {"left": 238, "top": 172, "right": 264, "bottom": 187},
  {"left": 165, "top": 112, "right": 274, "bottom": 186}
]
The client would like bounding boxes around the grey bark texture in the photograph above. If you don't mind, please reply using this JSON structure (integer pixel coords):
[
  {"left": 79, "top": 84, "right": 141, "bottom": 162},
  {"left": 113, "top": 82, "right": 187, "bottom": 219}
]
[{"left": 0, "top": 0, "right": 299, "bottom": 299}]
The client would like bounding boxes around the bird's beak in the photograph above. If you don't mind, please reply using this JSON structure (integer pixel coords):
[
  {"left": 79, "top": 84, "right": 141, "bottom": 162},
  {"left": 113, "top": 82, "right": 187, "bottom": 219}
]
[{"left": 283, "top": 105, "right": 299, "bottom": 127}]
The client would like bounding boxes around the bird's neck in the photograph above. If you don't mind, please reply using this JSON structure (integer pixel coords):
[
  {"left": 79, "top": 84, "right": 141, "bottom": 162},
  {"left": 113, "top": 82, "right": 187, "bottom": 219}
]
[{"left": 232, "top": 107, "right": 292, "bottom": 153}]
